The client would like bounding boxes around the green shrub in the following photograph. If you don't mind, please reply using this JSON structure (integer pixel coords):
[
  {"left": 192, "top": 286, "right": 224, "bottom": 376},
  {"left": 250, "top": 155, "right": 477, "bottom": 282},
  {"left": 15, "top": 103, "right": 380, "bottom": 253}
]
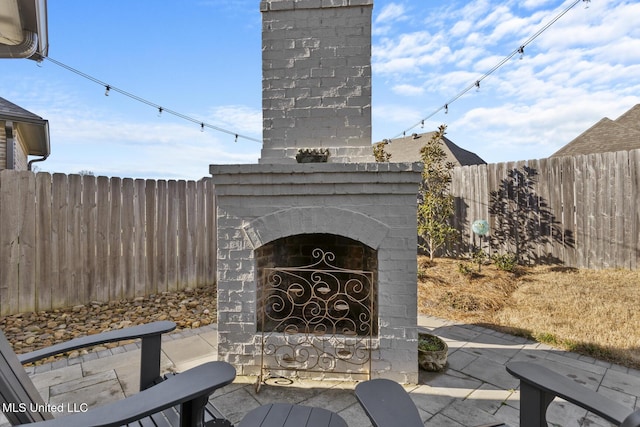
[
  {"left": 492, "top": 253, "right": 517, "bottom": 272},
  {"left": 458, "top": 263, "right": 474, "bottom": 276}
]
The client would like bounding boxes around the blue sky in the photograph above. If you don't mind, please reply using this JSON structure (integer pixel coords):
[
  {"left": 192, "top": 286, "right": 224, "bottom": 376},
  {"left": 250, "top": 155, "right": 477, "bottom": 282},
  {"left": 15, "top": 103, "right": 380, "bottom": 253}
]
[{"left": 1, "top": 0, "right": 639, "bottom": 179}]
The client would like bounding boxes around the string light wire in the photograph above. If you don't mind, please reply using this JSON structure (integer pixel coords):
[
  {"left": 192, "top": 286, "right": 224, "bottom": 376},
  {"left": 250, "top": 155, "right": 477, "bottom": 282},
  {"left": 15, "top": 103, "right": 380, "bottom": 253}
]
[
  {"left": 391, "top": 0, "right": 590, "bottom": 140},
  {"left": 42, "top": 56, "right": 262, "bottom": 144}
]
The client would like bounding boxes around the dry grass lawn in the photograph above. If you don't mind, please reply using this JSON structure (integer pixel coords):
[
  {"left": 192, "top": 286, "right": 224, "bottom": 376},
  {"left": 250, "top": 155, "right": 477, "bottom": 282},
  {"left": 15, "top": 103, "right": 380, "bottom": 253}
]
[{"left": 418, "top": 256, "right": 640, "bottom": 369}]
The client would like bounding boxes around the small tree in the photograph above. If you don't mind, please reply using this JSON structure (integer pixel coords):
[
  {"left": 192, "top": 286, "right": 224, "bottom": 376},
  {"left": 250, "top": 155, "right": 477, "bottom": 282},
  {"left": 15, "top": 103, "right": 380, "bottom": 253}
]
[
  {"left": 373, "top": 141, "right": 392, "bottom": 162},
  {"left": 418, "top": 125, "right": 458, "bottom": 260}
]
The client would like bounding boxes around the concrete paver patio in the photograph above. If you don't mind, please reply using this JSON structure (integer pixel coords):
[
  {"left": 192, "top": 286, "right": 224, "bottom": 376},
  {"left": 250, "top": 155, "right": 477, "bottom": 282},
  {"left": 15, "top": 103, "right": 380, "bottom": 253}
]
[{"left": 3, "top": 316, "right": 639, "bottom": 426}]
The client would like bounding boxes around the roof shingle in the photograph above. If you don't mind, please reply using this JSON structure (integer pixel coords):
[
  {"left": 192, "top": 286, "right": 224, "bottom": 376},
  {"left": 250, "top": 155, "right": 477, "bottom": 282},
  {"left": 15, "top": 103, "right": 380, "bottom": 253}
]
[
  {"left": 375, "top": 132, "right": 486, "bottom": 166},
  {"left": 550, "top": 104, "right": 640, "bottom": 157}
]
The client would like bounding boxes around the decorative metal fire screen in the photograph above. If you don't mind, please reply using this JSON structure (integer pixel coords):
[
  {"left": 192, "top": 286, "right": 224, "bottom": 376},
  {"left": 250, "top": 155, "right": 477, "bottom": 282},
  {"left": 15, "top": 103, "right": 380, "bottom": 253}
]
[{"left": 257, "top": 248, "right": 374, "bottom": 391}]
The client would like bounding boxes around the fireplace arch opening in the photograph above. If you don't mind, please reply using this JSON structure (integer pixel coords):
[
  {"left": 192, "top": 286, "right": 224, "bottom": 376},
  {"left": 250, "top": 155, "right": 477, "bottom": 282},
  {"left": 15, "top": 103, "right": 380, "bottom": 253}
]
[{"left": 256, "top": 233, "right": 378, "bottom": 336}]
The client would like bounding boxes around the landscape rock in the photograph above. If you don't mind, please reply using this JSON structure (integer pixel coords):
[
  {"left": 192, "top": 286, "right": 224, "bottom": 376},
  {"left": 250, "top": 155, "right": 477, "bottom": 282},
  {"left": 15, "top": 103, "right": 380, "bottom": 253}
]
[{"left": 0, "top": 285, "right": 218, "bottom": 365}]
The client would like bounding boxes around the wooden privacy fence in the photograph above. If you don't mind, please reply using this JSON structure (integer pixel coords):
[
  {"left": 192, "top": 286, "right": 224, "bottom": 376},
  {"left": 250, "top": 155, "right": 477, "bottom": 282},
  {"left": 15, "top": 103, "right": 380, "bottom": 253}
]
[
  {"left": 449, "top": 149, "right": 640, "bottom": 270},
  {"left": 0, "top": 171, "right": 216, "bottom": 316}
]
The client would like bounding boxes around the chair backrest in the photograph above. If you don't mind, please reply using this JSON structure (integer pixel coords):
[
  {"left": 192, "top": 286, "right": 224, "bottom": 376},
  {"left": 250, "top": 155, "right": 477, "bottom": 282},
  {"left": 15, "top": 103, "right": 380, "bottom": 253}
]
[
  {"left": 0, "top": 330, "right": 53, "bottom": 425},
  {"left": 355, "top": 378, "right": 423, "bottom": 427}
]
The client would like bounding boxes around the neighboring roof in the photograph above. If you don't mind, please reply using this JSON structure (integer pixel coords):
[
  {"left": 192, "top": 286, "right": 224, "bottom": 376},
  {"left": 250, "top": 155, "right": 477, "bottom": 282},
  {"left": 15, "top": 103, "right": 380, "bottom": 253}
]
[
  {"left": 550, "top": 104, "right": 640, "bottom": 158},
  {"left": 376, "top": 132, "right": 486, "bottom": 166},
  {"left": 0, "top": 96, "right": 50, "bottom": 156}
]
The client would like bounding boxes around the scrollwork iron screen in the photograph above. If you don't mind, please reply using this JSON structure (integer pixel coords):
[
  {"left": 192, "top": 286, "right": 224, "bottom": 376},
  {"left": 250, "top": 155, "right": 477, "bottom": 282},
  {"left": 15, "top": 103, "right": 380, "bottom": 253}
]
[{"left": 258, "top": 248, "right": 374, "bottom": 389}]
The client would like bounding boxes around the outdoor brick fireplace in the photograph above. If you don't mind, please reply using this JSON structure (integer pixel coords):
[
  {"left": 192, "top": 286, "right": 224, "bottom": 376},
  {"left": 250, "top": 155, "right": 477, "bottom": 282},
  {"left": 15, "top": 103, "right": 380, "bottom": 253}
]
[{"left": 210, "top": 0, "right": 422, "bottom": 384}]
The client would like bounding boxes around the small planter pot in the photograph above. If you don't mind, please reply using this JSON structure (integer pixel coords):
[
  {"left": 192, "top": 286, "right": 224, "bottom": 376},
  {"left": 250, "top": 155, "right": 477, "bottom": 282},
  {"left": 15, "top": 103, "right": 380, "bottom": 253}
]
[
  {"left": 418, "top": 333, "right": 448, "bottom": 372},
  {"left": 296, "top": 148, "right": 330, "bottom": 163}
]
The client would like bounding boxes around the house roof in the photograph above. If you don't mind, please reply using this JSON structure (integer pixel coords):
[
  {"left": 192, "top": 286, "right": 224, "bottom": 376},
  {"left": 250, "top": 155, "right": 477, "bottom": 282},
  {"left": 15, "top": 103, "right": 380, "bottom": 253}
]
[
  {"left": 375, "top": 132, "right": 486, "bottom": 166},
  {"left": 550, "top": 104, "right": 640, "bottom": 158},
  {"left": 0, "top": 96, "right": 50, "bottom": 157}
]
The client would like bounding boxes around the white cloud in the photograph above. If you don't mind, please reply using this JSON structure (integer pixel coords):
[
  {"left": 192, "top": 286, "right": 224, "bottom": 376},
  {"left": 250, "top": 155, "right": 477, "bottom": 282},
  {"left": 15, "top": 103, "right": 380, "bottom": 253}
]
[
  {"left": 375, "top": 3, "right": 407, "bottom": 24},
  {"left": 392, "top": 84, "right": 425, "bottom": 96},
  {"left": 373, "top": 3, "right": 409, "bottom": 36},
  {"left": 207, "top": 105, "right": 262, "bottom": 137},
  {"left": 373, "top": 104, "right": 423, "bottom": 128}
]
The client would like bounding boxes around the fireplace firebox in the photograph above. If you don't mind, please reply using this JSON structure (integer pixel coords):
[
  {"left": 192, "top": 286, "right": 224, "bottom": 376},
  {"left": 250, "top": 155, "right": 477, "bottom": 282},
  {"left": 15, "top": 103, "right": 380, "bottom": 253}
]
[{"left": 256, "top": 234, "right": 377, "bottom": 336}]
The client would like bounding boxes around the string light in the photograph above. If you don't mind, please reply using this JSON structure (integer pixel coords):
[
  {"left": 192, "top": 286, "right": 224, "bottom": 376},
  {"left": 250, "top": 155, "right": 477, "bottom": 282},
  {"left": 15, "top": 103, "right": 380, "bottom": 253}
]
[
  {"left": 389, "top": 0, "right": 589, "bottom": 141},
  {"left": 41, "top": 56, "right": 262, "bottom": 144},
  {"left": 518, "top": 46, "right": 525, "bottom": 60},
  {"left": 475, "top": 81, "right": 480, "bottom": 92}
]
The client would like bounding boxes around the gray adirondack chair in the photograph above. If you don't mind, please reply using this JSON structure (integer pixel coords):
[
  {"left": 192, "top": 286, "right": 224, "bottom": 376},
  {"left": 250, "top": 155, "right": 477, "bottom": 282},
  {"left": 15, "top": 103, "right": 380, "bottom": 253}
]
[
  {"left": 506, "top": 362, "right": 640, "bottom": 427},
  {"left": 354, "top": 378, "right": 505, "bottom": 427},
  {"left": 0, "top": 321, "right": 236, "bottom": 427}
]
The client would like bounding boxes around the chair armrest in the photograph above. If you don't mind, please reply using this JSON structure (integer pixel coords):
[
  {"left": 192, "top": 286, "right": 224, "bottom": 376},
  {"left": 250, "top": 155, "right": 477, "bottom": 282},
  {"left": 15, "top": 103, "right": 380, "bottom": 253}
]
[
  {"left": 17, "top": 321, "right": 176, "bottom": 364},
  {"left": 18, "top": 321, "right": 176, "bottom": 390},
  {"left": 17, "top": 361, "right": 236, "bottom": 427},
  {"left": 506, "top": 362, "right": 635, "bottom": 426}
]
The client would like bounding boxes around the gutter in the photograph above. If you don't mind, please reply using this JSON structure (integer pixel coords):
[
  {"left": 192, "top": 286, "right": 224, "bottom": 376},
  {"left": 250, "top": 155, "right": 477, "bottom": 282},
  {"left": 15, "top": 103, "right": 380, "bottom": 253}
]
[
  {"left": 28, "top": 153, "right": 48, "bottom": 171},
  {"left": 0, "top": 31, "right": 38, "bottom": 59}
]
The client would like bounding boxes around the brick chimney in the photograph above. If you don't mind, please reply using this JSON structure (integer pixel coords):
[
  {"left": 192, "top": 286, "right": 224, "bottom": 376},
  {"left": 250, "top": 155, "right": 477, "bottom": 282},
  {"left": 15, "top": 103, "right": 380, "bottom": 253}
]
[{"left": 260, "top": 0, "right": 374, "bottom": 163}]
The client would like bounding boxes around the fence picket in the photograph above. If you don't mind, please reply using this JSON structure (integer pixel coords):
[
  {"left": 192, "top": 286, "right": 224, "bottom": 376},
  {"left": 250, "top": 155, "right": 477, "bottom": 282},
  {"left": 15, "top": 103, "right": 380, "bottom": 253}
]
[
  {"left": 196, "top": 179, "right": 207, "bottom": 287},
  {"left": 121, "top": 178, "right": 135, "bottom": 299},
  {"left": 145, "top": 179, "right": 157, "bottom": 295},
  {"left": 35, "top": 173, "right": 53, "bottom": 311},
  {"left": 631, "top": 150, "right": 640, "bottom": 270},
  {"left": 109, "top": 177, "right": 123, "bottom": 301},
  {"left": 134, "top": 179, "right": 146, "bottom": 297},
  {"left": 206, "top": 179, "right": 217, "bottom": 285},
  {"left": 68, "top": 175, "right": 83, "bottom": 306},
  {"left": 166, "top": 180, "right": 179, "bottom": 292},
  {"left": 83, "top": 175, "right": 97, "bottom": 302},
  {"left": 560, "top": 156, "right": 577, "bottom": 267},
  {"left": 96, "top": 176, "right": 110, "bottom": 303},
  {"left": 0, "top": 171, "right": 21, "bottom": 315},
  {"left": 156, "top": 180, "right": 168, "bottom": 293},
  {"left": 186, "top": 180, "right": 197, "bottom": 288}
]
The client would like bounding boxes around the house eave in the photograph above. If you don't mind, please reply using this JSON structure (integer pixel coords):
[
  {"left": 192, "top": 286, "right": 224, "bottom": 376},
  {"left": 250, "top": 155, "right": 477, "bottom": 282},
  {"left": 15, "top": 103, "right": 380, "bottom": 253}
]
[
  {"left": 0, "top": 0, "right": 48, "bottom": 60},
  {"left": 3, "top": 115, "right": 50, "bottom": 157}
]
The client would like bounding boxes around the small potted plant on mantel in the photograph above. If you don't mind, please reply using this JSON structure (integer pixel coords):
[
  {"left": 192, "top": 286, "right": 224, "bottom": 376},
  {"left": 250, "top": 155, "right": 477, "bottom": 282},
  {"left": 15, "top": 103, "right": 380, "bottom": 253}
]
[
  {"left": 418, "top": 332, "right": 448, "bottom": 372},
  {"left": 296, "top": 148, "right": 330, "bottom": 163}
]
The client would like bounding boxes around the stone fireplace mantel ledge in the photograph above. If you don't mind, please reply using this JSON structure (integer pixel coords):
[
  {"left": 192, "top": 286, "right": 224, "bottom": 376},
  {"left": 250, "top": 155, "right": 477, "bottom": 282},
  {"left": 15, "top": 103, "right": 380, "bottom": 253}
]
[{"left": 210, "top": 162, "right": 421, "bottom": 175}]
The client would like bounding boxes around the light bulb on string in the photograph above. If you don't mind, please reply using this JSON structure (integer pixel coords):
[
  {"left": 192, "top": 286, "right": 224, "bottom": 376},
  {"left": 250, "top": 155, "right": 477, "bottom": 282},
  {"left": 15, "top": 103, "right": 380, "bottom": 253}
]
[
  {"left": 157, "top": 107, "right": 163, "bottom": 117},
  {"left": 518, "top": 46, "right": 525, "bottom": 60},
  {"left": 104, "top": 85, "right": 110, "bottom": 96},
  {"left": 235, "top": 134, "right": 238, "bottom": 143},
  {"left": 200, "top": 123, "right": 205, "bottom": 132},
  {"left": 421, "top": 120, "right": 425, "bottom": 129},
  {"left": 475, "top": 81, "right": 480, "bottom": 92},
  {"left": 444, "top": 104, "right": 449, "bottom": 114},
  {"left": 583, "top": 0, "right": 590, "bottom": 8}
]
